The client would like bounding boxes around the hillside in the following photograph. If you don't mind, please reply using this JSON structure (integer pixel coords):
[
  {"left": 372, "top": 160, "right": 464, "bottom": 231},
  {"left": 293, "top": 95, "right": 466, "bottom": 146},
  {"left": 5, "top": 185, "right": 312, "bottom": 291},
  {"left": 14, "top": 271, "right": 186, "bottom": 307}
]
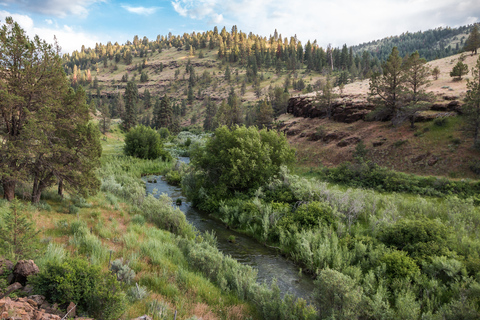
[
  {"left": 282, "top": 52, "right": 480, "bottom": 179},
  {"left": 67, "top": 26, "right": 480, "bottom": 179},
  {"left": 351, "top": 24, "right": 475, "bottom": 61}
]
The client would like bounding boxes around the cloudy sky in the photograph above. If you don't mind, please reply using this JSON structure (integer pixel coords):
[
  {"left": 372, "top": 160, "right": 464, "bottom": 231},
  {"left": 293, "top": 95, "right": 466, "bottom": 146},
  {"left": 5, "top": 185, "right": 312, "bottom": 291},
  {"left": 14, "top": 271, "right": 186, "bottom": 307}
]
[{"left": 1, "top": 0, "right": 479, "bottom": 54}]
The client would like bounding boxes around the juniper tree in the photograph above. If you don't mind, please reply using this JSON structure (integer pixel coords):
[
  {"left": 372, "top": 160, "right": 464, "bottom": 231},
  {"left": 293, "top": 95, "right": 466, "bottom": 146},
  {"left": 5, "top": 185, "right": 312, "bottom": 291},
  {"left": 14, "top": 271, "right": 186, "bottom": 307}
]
[
  {"left": 464, "top": 55, "right": 480, "bottom": 148},
  {"left": 0, "top": 18, "right": 68, "bottom": 200},
  {"left": 122, "top": 81, "right": 138, "bottom": 130},
  {"left": 464, "top": 24, "right": 480, "bottom": 55}
]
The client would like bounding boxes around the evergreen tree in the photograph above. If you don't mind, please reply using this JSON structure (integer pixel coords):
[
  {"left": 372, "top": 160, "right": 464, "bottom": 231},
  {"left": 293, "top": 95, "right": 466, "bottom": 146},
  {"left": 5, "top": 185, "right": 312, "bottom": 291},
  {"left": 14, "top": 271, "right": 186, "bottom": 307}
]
[
  {"left": 30, "top": 87, "right": 102, "bottom": 202},
  {"left": 464, "top": 55, "right": 480, "bottom": 147},
  {"left": 0, "top": 199, "right": 39, "bottom": 260},
  {"left": 99, "top": 99, "right": 111, "bottom": 134},
  {"left": 256, "top": 99, "right": 274, "bottom": 128},
  {"left": 225, "top": 65, "right": 231, "bottom": 82},
  {"left": 227, "top": 87, "right": 243, "bottom": 126},
  {"left": 143, "top": 88, "right": 152, "bottom": 109},
  {"left": 315, "top": 76, "right": 337, "bottom": 119},
  {"left": 203, "top": 97, "right": 218, "bottom": 131},
  {"left": 432, "top": 66, "right": 441, "bottom": 80},
  {"left": 122, "top": 81, "right": 138, "bottom": 130},
  {"left": 450, "top": 61, "right": 469, "bottom": 80},
  {"left": 0, "top": 18, "right": 69, "bottom": 200},
  {"left": 401, "top": 51, "right": 432, "bottom": 128},
  {"left": 464, "top": 24, "right": 480, "bottom": 55},
  {"left": 369, "top": 47, "right": 406, "bottom": 124}
]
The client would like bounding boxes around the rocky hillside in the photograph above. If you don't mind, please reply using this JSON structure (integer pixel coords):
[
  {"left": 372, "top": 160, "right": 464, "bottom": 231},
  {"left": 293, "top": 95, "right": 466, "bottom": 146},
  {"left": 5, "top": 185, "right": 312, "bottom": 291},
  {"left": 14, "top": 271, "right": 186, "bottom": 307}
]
[{"left": 281, "top": 52, "right": 480, "bottom": 179}]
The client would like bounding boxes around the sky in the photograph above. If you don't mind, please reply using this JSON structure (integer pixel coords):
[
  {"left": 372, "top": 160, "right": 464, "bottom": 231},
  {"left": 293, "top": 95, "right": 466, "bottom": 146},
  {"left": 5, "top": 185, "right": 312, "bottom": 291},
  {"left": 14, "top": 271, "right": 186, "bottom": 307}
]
[{"left": 1, "top": 0, "right": 479, "bottom": 54}]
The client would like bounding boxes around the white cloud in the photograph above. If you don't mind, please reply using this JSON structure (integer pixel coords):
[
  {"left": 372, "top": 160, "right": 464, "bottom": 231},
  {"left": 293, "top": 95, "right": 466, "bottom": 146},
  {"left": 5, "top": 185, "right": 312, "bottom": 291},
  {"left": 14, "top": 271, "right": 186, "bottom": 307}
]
[
  {"left": 121, "top": 5, "right": 159, "bottom": 15},
  {"left": 3, "top": 0, "right": 104, "bottom": 18},
  {"left": 0, "top": 10, "right": 99, "bottom": 53},
  {"left": 45, "top": 18, "right": 53, "bottom": 24},
  {"left": 171, "top": 0, "right": 480, "bottom": 47}
]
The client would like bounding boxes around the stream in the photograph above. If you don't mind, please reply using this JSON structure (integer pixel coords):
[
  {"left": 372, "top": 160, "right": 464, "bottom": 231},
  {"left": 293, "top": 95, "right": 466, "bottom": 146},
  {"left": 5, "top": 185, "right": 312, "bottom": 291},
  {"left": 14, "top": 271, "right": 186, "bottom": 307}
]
[{"left": 144, "top": 158, "right": 315, "bottom": 301}]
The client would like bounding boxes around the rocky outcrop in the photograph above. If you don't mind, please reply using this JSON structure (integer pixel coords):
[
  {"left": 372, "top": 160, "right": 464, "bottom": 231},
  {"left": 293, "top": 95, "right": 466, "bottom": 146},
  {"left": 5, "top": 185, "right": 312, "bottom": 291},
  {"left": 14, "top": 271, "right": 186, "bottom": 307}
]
[
  {"left": 0, "top": 296, "right": 62, "bottom": 320},
  {"left": 287, "top": 95, "right": 463, "bottom": 123},
  {"left": 13, "top": 260, "right": 40, "bottom": 286}
]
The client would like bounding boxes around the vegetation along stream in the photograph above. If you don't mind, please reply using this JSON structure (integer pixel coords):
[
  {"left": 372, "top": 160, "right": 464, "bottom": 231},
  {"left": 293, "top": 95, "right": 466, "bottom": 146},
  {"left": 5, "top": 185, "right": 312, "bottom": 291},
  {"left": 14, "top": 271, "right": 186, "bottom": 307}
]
[{"left": 144, "top": 157, "right": 315, "bottom": 301}]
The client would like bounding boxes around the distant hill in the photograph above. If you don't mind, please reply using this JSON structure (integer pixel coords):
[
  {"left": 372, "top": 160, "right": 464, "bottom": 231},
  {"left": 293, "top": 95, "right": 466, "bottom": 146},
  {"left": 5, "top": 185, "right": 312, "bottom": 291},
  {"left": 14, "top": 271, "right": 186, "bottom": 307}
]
[{"left": 351, "top": 24, "right": 478, "bottom": 62}]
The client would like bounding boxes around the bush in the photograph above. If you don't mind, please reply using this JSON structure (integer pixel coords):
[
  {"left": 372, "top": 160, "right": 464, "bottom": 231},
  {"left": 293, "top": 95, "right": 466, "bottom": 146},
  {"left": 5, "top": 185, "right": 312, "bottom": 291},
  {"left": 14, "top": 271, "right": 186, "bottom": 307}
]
[
  {"left": 191, "top": 125, "right": 295, "bottom": 196},
  {"left": 278, "top": 201, "right": 335, "bottom": 232},
  {"left": 379, "top": 218, "right": 449, "bottom": 260},
  {"left": 124, "top": 125, "right": 171, "bottom": 160},
  {"left": 31, "top": 257, "right": 126, "bottom": 320},
  {"left": 314, "top": 268, "right": 364, "bottom": 320},
  {"left": 380, "top": 250, "right": 420, "bottom": 280}
]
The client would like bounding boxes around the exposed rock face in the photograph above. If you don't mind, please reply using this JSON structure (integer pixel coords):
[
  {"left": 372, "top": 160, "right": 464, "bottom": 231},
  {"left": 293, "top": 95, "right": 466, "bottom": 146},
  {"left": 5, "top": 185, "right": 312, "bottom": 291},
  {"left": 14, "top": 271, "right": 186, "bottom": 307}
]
[
  {"left": 287, "top": 95, "right": 463, "bottom": 123},
  {"left": 0, "top": 297, "right": 62, "bottom": 320},
  {"left": 287, "top": 97, "right": 375, "bottom": 123},
  {"left": 13, "top": 260, "right": 40, "bottom": 286},
  {"left": 337, "top": 136, "right": 361, "bottom": 147}
]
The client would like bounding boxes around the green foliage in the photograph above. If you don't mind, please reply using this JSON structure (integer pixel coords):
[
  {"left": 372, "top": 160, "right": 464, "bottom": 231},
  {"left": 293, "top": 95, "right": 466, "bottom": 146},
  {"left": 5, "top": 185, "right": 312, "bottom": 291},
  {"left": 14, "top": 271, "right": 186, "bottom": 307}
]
[
  {"left": 140, "top": 194, "right": 194, "bottom": 239},
  {"left": 278, "top": 201, "right": 335, "bottom": 233},
  {"left": 111, "top": 258, "right": 136, "bottom": 284},
  {"left": 450, "top": 61, "right": 469, "bottom": 80},
  {"left": 0, "top": 199, "right": 40, "bottom": 260},
  {"left": 31, "top": 257, "right": 126, "bottom": 320},
  {"left": 323, "top": 161, "right": 480, "bottom": 198},
  {"left": 191, "top": 125, "right": 295, "bottom": 195},
  {"left": 314, "top": 268, "right": 364, "bottom": 320},
  {"left": 380, "top": 250, "right": 420, "bottom": 280},
  {"left": 124, "top": 125, "right": 170, "bottom": 160},
  {"left": 379, "top": 218, "right": 449, "bottom": 259}
]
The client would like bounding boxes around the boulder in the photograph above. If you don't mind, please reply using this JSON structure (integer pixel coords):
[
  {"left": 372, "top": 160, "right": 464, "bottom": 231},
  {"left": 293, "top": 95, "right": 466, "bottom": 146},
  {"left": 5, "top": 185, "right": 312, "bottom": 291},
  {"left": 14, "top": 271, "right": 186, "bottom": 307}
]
[
  {"left": 13, "top": 260, "right": 40, "bottom": 285},
  {"left": 337, "top": 136, "right": 361, "bottom": 147},
  {"left": 0, "top": 259, "right": 14, "bottom": 276}
]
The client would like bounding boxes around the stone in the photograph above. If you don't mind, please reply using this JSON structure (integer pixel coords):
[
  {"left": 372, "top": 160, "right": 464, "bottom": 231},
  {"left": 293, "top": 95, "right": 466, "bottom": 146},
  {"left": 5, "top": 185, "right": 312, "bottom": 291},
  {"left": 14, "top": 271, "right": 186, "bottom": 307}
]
[
  {"left": 372, "top": 141, "right": 384, "bottom": 147},
  {"left": 337, "top": 136, "right": 361, "bottom": 147},
  {"left": 13, "top": 260, "right": 40, "bottom": 285},
  {"left": 27, "top": 295, "right": 46, "bottom": 306},
  {"left": 0, "top": 259, "right": 14, "bottom": 276},
  {"left": 5, "top": 282, "right": 23, "bottom": 295},
  {"left": 428, "top": 156, "right": 438, "bottom": 166},
  {"left": 411, "top": 154, "right": 429, "bottom": 163},
  {"left": 132, "top": 315, "right": 153, "bottom": 320},
  {"left": 66, "top": 302, "right": 76, "bottom": 318},
  {"left": 22, "top": 284, "right": 34, "bottom": 295}
]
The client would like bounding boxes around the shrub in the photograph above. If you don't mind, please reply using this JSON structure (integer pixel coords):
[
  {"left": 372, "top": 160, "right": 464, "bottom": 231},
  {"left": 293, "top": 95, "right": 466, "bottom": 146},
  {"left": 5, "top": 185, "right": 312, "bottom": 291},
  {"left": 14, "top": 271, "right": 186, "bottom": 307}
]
[
  {"left": 31, "top": 257, "right": 126, "bottom": 320},
  {"left": 191, "top": 125, "right": 295, "bottom": 195},
  {"left": 380, "top": 250, "right": 420, "bottom": 280},
  {"left": 314, "top": 268, "right": 364, "bottom": 320},
  {"left": 124, "top": 125, "right": 171, "bottom": 160},
  {"left": 111, "top": 258, "right": 136, "bottom": 284},
  {"left": 140, "top": 194, "right": 194, "bottom": 238},
  {"left": 278, "top": 201, "right": 335, "bottom": 232},
  {"left": 379, "top": 218, "right": 449, "bottom": 260}
]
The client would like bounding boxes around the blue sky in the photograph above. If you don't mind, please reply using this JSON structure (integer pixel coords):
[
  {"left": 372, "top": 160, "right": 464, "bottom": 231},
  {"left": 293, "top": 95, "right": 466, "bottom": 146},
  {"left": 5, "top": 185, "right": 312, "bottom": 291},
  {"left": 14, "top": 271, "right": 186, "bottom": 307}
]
[{"left": 1, "top": 0, "right": 479, "bottom": 54}]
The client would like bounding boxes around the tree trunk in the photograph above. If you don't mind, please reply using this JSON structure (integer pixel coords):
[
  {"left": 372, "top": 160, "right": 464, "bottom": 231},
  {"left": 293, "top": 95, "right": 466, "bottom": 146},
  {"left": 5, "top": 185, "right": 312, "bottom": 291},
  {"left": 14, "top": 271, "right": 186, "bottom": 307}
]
[
  {"left": 58, "top": 179, "right": 64, "bottom": 198},
  {"left": 3, "top": 179, "right": 16, "bottom": 201}
]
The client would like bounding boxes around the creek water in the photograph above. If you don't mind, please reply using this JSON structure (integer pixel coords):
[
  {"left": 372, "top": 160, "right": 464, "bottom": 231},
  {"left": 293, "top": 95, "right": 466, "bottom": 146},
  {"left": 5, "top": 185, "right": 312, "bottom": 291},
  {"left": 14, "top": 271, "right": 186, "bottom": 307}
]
[{"left": 144, "top": 158, "right": 315, "bottom": 301}]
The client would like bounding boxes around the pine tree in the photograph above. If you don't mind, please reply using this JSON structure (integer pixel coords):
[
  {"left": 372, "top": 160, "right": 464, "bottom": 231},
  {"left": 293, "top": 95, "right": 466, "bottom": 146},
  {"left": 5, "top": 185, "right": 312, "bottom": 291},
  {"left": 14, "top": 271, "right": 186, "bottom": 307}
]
[
  {"left": 369, "top": 47, "right": 406, "bottom": 124},
  {"left": 464, "top": 55, "right": 480, "bottom": 147},
  {"left": 143, "top": 89, "right": 152, "bottom": 109},
  {"left": 203, "top": 97, "right": 218, "bottom": 131},
  {"left": 122, "top": 81, "right": 138, "bottom": 130},
  {"left": 0, "top": 200, "right": 39, "bottom": 260},
  {"left": 315, "top": 76, "right": 337, "bottom": 119},
  {"left": 256, "top": 99, "right": 274, "bottom": 128},
  {"left": 464, "top": 24, "right": 480, "bottom": 55},
  {"left": 0, "top": 18, "right": 68, "bottom": 200}
]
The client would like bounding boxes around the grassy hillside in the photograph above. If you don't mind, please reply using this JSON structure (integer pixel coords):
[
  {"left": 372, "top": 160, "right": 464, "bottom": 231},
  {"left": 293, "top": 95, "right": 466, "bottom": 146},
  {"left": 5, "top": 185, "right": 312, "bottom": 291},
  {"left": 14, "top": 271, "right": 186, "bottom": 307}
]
[{"left": 284, "top": 52, "right": 480, "bottom": 179}]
